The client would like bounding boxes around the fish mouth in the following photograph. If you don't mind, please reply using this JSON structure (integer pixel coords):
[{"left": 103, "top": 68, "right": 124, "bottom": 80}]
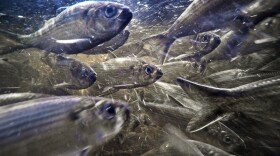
[
  {"left": 88, "top": 71, "right": 97, "bottom": 83},
  {"left": 155, "top": 69, "right": 163, "bottom": 80},
  {"left": 118, "top": 8, "right": 133, "bottom": 24}
]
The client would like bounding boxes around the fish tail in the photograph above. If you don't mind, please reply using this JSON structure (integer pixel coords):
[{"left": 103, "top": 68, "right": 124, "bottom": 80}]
[
  {"left": 0, "top": 29, "right": 27, "bottom": 55},
  {"left": 137, "top": 33, "right": 175, "bottom": 64}
]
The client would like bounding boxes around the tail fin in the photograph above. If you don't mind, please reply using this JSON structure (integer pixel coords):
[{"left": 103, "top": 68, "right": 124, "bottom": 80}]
[
  {"left": 0, "top": 29, "right": 26, "bottom": 55},
  {"left": 137, "top": 34, "right": 175, "bottom": 64}
]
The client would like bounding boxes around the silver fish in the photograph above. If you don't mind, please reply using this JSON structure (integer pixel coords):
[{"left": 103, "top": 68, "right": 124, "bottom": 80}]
[
  {"left": 177, "top": 76, "right": 280, "bottom": 133},
  {"left": 206, "top": 69, "right": 280, "bottom": 87},
  {"left": 203, "top": 48, "right": 279, "bottom": 76},
  {"left": 140, "top": 81, "right": 202, "bottom": 110},
  {"left": 165, "top": 124, "right": 235, "bottom": 156},
  {"left": 200, "top": 30, "right": 246, "bottom": 63},
  {"left": 135, "top": 0, "right": 253, "bottom": 63},
  {"left": 141, "top": 101, "right": 245, "bottom": 153},
  {"left": 0, "top": 96, "right": 130, "bottom": 156},
  {"left": 0, "top": 1, "right": 132, "bottom": 55},
  {"left": 239, "top": 0, "right": 280, "bottom": 24},
  {"left": 43, "top": 54, "right": 97, "bottom": 90},
  {"left": 170, "top": 32, "right": 221, "bottom": 62},
  {"left": 68, "top": 57, "right": 163, "bottom": 96},
  {"left": 201, "top": 15, "right": 280, "bottom": 63}
]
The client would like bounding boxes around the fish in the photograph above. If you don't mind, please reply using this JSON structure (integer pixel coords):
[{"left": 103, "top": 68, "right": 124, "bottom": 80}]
[
  {"left": 68, "top": 57, "right": 163, "bottom": 96},
  {"left": 0, "top": 93, "right": 50, "bottom": 106},
  {"left": 43, "top": 54, "right": 97, "bottom": 90},
  {"left": 200, "top": 30, "right": 246, "bottom": 63},
  {"left": 202, "top": 48, "right": 280, "bottom": 76},
  {"left": 140, "top": 101, "right": 245, "bottom": 153},
  {"left": 134, "top": 0, "right": 253, "bottom": 64},
  {"left": 139, "top": 81, "right": 202, "bottom": 110},
  {"left": 0, "top": 96, "right": 130, "bottom": 156},
  {"left": 165, "top": 124, "right": 235, "bottom": 156},
  {"left": 0, "top": 1, "right": 132, "bottom": 55},
  {"left": 177, "top": 77, "right": 280, "bottom": 133},
  {"left": 206, "top": 69, "right": 280, "bottom": 87},
  {"left": 201, "top": 15, "right": 280, "bottom": 63},
  {"left": 170, "top": 32, "right": 221, "bottom": 62},
  {"left": 239, "top": 0, "right": 280, "bottom": 25}
]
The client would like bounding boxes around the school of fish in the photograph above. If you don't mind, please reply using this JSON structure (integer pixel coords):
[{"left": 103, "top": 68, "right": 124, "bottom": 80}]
[{"left": 0, "top": 0, "right": 279, "bottom": 155}]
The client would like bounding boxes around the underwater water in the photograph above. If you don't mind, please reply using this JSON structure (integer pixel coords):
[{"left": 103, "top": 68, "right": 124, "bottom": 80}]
[{"left": 0, "top": 0, "right": 279, "bottom": 155}]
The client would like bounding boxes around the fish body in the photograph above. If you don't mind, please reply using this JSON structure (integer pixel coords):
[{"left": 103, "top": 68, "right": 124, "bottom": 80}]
[
  {"left": 170, "top": 32, "right": 221, "bottom": 62},
  {"left": 206, "top": 69, "right": 280, "bottom": 87},
  {"left": 140, "top": 81, "right": 202, "bottom": 110},
  {"left": 0, "top": 1, "right": 132, "bottom": 55},
  {"left": 68, "top": 57, "right": 163, "bottom": 96},
  {"left": 136, "top": 0, "right": 253, "bottom": 63},
  {"left": 177, "top": 77, "right": 280, "bottom": 133},
  {"left": 0, "top": 93, "right": 50, "bottom": 106},
  {"left": 141, "top": 102, "right": 245, "bottom": 153},
  {"left": 203, "top": 48, "right": 279, "bottom": 76},
  {"left": 0, "top": 96, "right": 130, "bottom": 156},
  {"left": 44, "top": 54, "right": 97, "bottom": 90},
  {"left": 201, "top": 15, "right": 280, "bottom": 63},
  {"left": 165, "top": 125, "right": 235, "bottom": 156}
]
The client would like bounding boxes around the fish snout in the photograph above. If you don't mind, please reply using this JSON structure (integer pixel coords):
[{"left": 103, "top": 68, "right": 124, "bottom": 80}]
[
  {"left": 88, "top": 71, "right": 97, "bottom": 83},
  {"left": 115, "top": 101, "right": 131, "bottom": 122},
  {"left": 156, "top": 68, "right": 163, "bottom": 79},
  {"left": 119, "top": 8, "right": 133, "bottom": 21}
]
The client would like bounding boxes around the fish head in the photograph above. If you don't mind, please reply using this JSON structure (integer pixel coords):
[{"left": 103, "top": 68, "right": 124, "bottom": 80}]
[
  {"left": 205, "top": 123, "right": 246, "bottom": 153},
  {"left": 86, "top": 2, "right": 132, "bottom": 41},
  {"left": 74, "top": 98, "right": 130, "bottom": 147},
  {"left": 70, "top": 61, "right": 97, "bottom": 89},
  {"left": 191, "top": 32, "right": 221, "bottom": 53},
  {"left": 132, "top": 60, "right": 163, "bottom": 85}
]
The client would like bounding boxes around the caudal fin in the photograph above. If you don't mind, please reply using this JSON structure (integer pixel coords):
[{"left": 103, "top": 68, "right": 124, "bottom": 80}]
[
  {"left": 0, "top": 29, "right": 26, "bottom": 55},
  {"left": 137, "top": 34, "right": 175, "bottom": 64}
]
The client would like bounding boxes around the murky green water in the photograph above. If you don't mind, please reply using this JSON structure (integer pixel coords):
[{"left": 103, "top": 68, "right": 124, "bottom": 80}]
[{"left": 0, "top": 0, "right": 279, "bottom": 156}]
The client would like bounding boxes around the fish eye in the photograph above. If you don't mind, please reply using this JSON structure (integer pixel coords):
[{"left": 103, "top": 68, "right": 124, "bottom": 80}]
[
  {"left": 100, "top": 103, "right": 116, "bottom": 120},
  {"left": 80, "top": 67, "right": 88, "bottom": 78},
  {"left": 145, "top": 65, "right": 154, "bottom": 75},
  {"left": 223, "top": 135, "right": 232, "bottom": 144},
  {"left": 105, "top": 5, "right": 117, "bottom": 18},
  {"left": 201, "top": 34, "right": 210, "bottom": 43}
]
